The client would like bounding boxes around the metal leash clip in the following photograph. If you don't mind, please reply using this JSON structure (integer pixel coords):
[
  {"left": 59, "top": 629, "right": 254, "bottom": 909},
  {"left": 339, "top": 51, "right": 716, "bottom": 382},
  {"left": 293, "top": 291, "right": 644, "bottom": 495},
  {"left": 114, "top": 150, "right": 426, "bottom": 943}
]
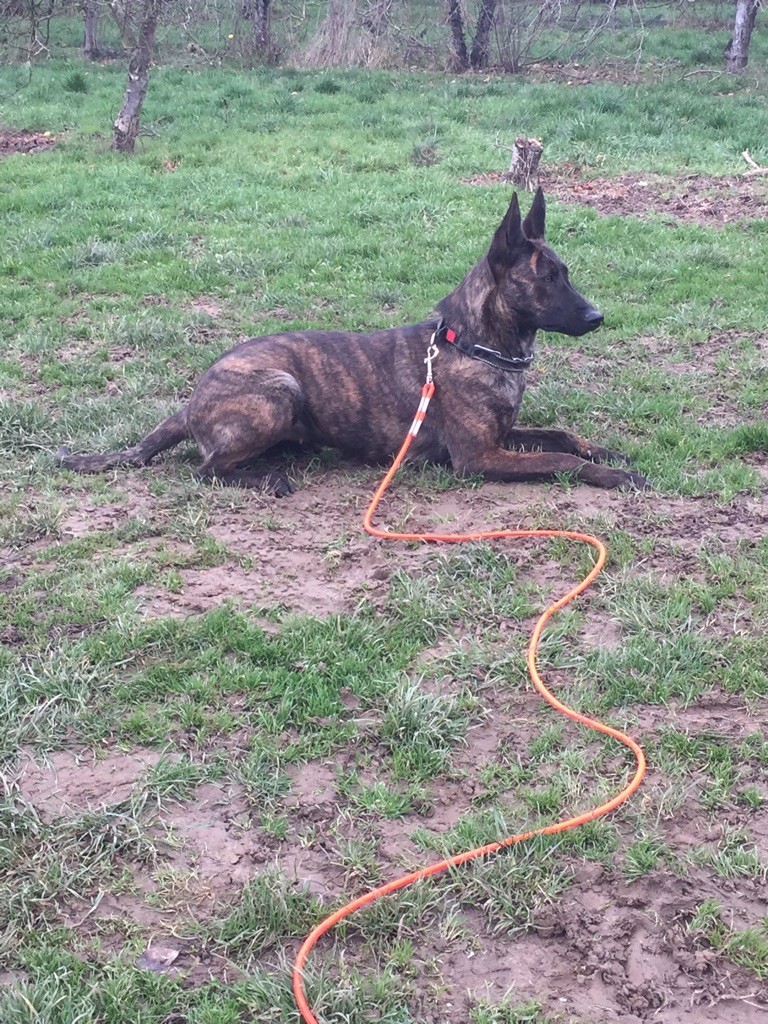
[{"left": 425, "top": 331, "right": 439, "bottom": 384}]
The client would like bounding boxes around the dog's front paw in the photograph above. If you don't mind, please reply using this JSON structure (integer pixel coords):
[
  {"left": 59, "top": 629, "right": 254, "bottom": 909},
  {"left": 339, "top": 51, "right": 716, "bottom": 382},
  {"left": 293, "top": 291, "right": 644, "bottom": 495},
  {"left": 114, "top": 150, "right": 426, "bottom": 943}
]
[
  {"left": 618, "top": 469, "right": 650, "bottom": 491},
  {"left": 578, "top": 463, "right": 650, "bottom": 490},
  {"left": 586, "top": 446, "right": 632, "bottom": 467},
  {"left": 266, "top": 471, "right": 294, "bottom": 498}
]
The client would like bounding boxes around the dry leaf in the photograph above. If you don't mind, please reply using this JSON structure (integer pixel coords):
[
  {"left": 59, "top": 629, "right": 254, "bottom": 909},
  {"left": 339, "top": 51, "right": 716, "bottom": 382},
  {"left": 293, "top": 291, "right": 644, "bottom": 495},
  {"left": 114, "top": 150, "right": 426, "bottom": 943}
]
[{"left": 136, "top": 945, "right": 180, "bottom": 972}]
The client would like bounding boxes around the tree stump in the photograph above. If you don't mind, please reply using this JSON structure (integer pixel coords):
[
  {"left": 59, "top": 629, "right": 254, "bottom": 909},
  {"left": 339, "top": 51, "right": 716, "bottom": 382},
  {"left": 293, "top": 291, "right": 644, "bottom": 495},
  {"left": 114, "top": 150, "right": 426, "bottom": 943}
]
[{"left": 505, "top": 137, "right": 544, "bottom": 191}]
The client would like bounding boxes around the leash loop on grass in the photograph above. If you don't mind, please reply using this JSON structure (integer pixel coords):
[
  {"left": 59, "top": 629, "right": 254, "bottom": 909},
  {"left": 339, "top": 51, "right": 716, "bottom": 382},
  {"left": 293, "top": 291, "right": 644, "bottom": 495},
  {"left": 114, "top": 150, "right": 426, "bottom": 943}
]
[{"left": 292, "top": 370, "right": 647, "bottom": 1024}]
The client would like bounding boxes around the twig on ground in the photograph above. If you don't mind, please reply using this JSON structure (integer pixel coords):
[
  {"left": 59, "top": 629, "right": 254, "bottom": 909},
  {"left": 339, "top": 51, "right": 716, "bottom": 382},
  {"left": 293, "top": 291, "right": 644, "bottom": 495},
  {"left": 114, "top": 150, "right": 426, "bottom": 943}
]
[
  {"left": 707, "top": 990, "right": 764, "bottom": 1010},
  {"left": 71, "top": 891, "right": 106, "bottom": 928},
  {"left": 742, "top": 149, "right": 768, "bottom": 177},
  {"left": 681, "top": 68, "right": 724, "bottom": 80}
]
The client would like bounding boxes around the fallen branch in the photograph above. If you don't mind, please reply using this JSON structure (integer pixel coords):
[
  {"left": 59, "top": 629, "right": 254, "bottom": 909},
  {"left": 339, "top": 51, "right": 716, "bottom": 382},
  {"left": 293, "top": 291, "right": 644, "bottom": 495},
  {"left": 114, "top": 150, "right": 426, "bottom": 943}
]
[
  {"left": 742, "top": 148, "right": 768, "bottom": 177},
  {"left": 681, "top": 68, "right": 724, "bottom": 82}
]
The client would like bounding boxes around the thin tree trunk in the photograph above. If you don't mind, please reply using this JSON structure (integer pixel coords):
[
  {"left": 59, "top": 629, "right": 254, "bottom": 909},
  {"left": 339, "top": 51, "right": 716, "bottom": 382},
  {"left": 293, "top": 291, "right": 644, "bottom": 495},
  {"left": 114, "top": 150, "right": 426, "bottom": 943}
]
[
  {"left": 112, "top": 0, "right": 161, "bottom": 153},
  {"left": 83, "top": 0, "right": 100, "bottom": 59},
  {"left": 470, "top": 0, "right": 498, "bottom": 69},
  {"left": 252, "top": 0, "right": 271, "bottom": 57},
  {"left": 446, "top": 0, "right": 469, "bottom": 70},
  {"left": 726, "top": 0, "right": 760, "bottom": 72},
  {"left": 106, "top": 0, "right": 138, "bottom": 50}
]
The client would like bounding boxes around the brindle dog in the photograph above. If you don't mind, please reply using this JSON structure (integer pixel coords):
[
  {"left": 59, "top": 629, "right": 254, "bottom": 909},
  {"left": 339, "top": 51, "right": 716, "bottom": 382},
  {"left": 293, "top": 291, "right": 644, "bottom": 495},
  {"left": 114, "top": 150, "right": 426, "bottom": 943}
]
[{"left": 57, "top": 189, "right": 647, "bottom": 494}]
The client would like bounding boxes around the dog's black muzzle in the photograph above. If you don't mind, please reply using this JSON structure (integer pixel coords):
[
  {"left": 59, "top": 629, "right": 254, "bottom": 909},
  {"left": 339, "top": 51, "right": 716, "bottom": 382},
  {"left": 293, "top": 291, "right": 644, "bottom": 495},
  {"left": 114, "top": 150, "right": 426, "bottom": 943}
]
[
  {"left": 539, "top": 305, "right": 604, "bottom": 337},
  {"left": 582, "top": 307, "right": 604, "bottom": 332}
]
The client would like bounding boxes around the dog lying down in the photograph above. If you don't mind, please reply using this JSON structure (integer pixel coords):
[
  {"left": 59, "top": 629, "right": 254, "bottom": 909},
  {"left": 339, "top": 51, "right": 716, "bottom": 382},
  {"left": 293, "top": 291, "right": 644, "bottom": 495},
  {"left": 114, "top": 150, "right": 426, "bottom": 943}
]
[{"left": 57, "top": 189, "right": 647, "bottom": 494}]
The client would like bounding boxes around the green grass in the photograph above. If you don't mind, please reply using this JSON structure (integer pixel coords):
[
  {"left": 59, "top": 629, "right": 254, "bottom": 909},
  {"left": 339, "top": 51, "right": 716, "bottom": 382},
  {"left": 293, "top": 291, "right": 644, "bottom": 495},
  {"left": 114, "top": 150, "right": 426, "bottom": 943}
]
[
  {"left": 689, "top": 899, "right": 768, "bottom": 980},
  {"left": 0, "top": 41, "right": 767, "bottom": 1024},
  {"left": 470, "top": 996, "right": 560, "bottom": 1024}
]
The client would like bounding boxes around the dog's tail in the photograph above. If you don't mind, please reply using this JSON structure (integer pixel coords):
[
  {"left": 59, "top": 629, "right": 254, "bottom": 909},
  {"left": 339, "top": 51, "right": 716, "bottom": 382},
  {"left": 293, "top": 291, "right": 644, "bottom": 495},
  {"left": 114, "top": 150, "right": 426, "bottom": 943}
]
[{"left": 56, "top": 409, "right": 189, "bottom": 474}]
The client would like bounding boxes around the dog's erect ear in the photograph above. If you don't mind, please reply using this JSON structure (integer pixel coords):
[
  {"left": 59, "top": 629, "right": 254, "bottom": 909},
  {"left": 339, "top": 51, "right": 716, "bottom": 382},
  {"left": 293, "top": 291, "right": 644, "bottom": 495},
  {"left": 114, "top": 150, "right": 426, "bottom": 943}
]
[
  {"left": 522, "top": 186, "right": 546, "bottom": 240},
  {"left": 487, "top": 192, "right": 526, "bottom": 277}
]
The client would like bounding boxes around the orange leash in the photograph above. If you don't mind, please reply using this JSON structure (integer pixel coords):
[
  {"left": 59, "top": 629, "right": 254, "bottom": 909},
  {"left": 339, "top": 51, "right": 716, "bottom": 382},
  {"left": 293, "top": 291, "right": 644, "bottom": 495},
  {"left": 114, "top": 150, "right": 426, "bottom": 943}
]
[{"left": 292, "top": 375, "right": 647, "bottom": 1024}]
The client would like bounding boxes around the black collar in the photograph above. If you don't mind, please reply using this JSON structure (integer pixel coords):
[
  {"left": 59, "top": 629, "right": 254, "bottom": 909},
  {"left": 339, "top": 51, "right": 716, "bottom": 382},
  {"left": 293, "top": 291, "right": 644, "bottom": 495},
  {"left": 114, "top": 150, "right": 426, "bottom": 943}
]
[{"left": 432, "top": 318, "right": 534, "bottom": 373}]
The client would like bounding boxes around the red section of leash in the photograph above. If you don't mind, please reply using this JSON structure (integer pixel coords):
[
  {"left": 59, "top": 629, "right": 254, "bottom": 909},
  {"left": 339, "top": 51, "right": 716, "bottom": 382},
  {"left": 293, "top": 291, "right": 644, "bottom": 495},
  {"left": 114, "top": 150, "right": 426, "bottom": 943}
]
[{"left": 292, "top": 379, "right": 646, "bottom": 1024}]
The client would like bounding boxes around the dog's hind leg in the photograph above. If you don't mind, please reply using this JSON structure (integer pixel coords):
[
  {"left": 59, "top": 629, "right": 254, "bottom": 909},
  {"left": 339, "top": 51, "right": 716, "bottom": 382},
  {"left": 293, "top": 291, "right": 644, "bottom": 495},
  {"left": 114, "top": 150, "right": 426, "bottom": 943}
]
[
  {"left": 191, "top": 370, "right": 307, "bottom": 495},
  {"left": 57, "top": 410, "right": 189, "bottom": 474}
]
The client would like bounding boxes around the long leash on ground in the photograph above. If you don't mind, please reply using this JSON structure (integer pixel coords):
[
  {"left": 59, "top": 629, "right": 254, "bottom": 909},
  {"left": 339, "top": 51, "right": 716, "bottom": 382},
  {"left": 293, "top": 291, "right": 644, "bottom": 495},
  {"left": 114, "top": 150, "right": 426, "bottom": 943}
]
[{"left": 292, "top": 339, "right": 647, "bottom": 1024}]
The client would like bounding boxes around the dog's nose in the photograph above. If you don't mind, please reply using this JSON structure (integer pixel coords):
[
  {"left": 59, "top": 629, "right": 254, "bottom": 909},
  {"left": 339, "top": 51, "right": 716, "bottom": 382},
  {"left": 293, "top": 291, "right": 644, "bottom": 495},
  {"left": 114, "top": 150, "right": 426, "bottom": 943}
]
[{"left": 584, "top": 308, "right": 604, "bottom": 329}]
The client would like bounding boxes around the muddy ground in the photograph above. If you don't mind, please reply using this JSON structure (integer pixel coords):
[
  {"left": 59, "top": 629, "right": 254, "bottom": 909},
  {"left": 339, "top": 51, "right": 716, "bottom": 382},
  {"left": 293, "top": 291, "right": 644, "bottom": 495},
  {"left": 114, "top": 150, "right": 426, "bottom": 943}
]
[
  {"left": 0, "top": 126, "right": 57, "bottom": 157},
  {"left": 8, "top": 460, "right": 768, "bottom": 1023}
]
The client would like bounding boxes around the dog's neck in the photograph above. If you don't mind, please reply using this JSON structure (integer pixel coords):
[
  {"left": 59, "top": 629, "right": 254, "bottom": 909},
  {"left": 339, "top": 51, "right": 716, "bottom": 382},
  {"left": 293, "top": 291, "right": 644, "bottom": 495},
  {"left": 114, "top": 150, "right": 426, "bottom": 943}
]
[{"left": 434, "top": 258, "right": 536, "bottom": 362}]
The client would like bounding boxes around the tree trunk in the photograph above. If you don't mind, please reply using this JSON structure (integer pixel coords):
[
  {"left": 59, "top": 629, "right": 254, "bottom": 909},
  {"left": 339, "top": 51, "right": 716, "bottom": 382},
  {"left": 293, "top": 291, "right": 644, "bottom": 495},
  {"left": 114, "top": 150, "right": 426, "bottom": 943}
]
[
  {"left": 726, "top": 0, "right": 760, "bottom": 72},
  {"left": 112, "top": 0, "right": 161, "bottom": 153},
  {"left": 83, "top": 0, "right": 100, "bottom": 59},
  {"left": 446, "top": 0, "right": 469, "bottom": 70},
  {"left": 252, "top": 0, "right": 271, "bottom": 57},
  {"left": 470, "top": 0, "right": 498, "bottom": 69}
]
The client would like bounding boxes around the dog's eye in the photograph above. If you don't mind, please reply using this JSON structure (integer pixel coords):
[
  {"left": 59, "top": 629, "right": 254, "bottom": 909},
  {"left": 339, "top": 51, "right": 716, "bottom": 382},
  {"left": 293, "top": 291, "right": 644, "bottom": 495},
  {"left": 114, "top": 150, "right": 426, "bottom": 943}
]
[{"left": 547, "top": 268, "right": 559, "bottom": 283}]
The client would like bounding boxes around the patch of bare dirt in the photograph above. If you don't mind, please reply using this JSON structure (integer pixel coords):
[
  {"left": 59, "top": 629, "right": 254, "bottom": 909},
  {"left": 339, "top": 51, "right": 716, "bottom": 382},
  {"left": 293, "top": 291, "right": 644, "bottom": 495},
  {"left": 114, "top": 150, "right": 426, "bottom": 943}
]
[
  {"left": 630, "top": 692, "right": 768, "bottom": 745},
  {"left": 641, "top": 329, "right": 762, "bottom": 372},
  {"left": 615, "top": 492, "right": 767, "bottom": 558},
  {"left": 58, "top": 500, "right": 131, "bottom": 539},
  {"left": 519, "top": 866, "right": 768, "bottom": 1023},
  {"left": 123, "top": 470, "right": 572, "bottom": 620},
  {"left": 525, "top": 58, "right": 680, "bottom": 87},
  {"left": 569, "top": 328, "right": 766, "bottom": 381},
  {"left": 189, "top": 297, "right": 224, "bottom": 318},
  {"left": 463, "top": 167, "right": 768, "bottom": 227},
  {"left": 14, "top": 747, "right": 162, "bottom": 821},
  {"left": 159, "top": 782, "right": 269, "bottom": 894},
  {"left": 39, "top": 456, "right": 765, "bottom": 630},
  {"left": 0, "top": 127, "right": 56, "bottom": 157}
]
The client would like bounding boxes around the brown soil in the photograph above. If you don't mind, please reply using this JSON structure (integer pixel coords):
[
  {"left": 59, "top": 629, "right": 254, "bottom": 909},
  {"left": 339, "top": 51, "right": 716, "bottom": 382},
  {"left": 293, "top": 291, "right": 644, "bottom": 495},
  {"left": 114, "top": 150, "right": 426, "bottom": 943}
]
[
  {"left": 0, "top": 127, "right": 57, "bottom": 157},
  {"left": 16, "top": 747, "right": 162, "bottom": 822},
  {"left": 524, "top": 58, "right": 713, "bottom": 88},
  {"left": 463, "top": 167, "right": 768, "bottom": 226}
]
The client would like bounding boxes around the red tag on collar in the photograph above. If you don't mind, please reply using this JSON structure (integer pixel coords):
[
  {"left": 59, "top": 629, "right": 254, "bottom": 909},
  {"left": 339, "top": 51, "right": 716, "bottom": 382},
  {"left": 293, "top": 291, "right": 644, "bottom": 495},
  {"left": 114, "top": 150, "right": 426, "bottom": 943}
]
[{"left": 445, "top": 328, "right": 457, "bottom": 343}]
